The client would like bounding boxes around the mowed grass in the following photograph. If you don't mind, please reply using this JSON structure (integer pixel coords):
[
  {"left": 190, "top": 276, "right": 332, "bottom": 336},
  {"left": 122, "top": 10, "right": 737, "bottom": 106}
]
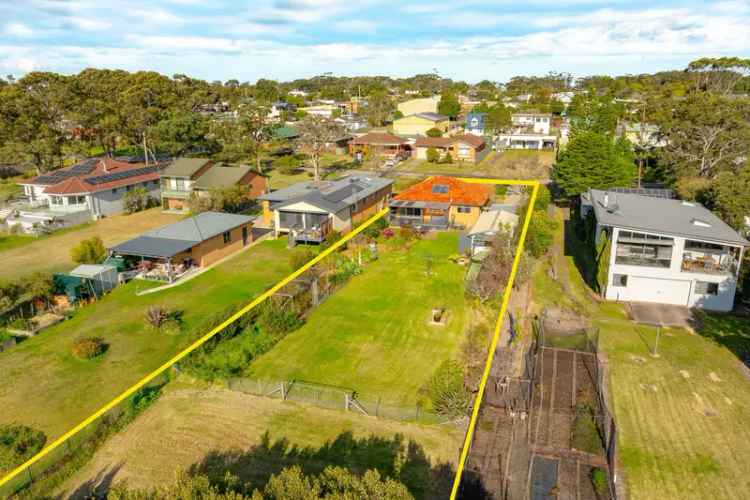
[
  {"left": 534, "top": 207, "right": 750, "bottom": 499},
  {"left": 59, "top": 386, "right": 461, "bottom": 497},
  {"left": 0, "top": 239, "right": 291, "bottom": 442},
  {"left": 247, "top": 232, "right": 470, "bottom": 406},
  {"left": 0, "top": 208, "right": 183, "bottom": 281}
]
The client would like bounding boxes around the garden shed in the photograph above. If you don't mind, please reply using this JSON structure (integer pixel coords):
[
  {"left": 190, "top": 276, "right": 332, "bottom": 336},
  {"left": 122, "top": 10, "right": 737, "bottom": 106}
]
[{"left": 55, "top": 264, "right": 118, "bottom": 303}]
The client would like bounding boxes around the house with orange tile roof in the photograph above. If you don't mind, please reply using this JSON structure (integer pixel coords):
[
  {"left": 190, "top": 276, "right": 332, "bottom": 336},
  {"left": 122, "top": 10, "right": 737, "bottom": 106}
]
[
  {"left": 18, "top": 157, "right": 162, "bottom": 219},
  {"left": 413, "top": 135, "right": 489, "bottom": 165},
  {"left": 389, "top": 176, "right": 492, "bottom": 230}
]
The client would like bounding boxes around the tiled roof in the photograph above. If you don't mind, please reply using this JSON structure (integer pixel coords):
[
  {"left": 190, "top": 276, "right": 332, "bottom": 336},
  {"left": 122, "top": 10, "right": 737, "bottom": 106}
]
[
  {"left": 26, "top": 158, "right": 160, "bottom": 195},
  {"left": 349, "top": 132, "right": 408, "bottom": 146},
  {"left": 414, "top": 135, "right": 485, "bottom": 149},
  {"left": 393, "top": 176, "right": 491, "bottom": 207},
  {"left": 414, "top": 137, "right": 453, "bottom": 148}
]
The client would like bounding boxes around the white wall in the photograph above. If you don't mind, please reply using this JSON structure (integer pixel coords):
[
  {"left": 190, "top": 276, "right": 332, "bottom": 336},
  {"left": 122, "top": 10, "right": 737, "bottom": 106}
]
[{"left": 603, "top": 226, "right": 740, "bottom": 312}]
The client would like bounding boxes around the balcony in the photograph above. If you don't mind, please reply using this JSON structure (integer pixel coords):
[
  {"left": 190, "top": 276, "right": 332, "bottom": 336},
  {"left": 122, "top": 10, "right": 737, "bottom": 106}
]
[
  {"left": 161, "top": 188, "right": 191, "bottom": 199},
  {"left": 681, "top": 254, "right": 737, "bottom": 276},
  {"left": 389, "top": 214, "right": 450, "bottom": 230}
]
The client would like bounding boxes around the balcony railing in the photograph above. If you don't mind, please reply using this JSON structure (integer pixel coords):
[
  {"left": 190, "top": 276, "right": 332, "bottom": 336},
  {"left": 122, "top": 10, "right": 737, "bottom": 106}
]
[
  {"left": 389, "top": 215, "right": 450, "bottom": 229},
  {"left": 681, "top": 256, "right": 737, "bottom": 276},
  {"left": 161, "top": 188, "right": 191, "bottom": 198}
]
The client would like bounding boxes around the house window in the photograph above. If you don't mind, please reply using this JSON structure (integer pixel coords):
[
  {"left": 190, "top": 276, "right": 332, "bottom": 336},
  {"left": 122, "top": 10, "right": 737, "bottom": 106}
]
[
  {"left": 399, "top": 207, "right": 422, "bottom": 217},
  {"left": 694, "top": 281, "right": 719, "bottom": 295},
  {"left": 223, "top": 231, "right": 232, "bottom": 244},
  {"left": 456, "top": 206, "right": 472, "bottom": 214},
  {"left": 112, "top": 188, "right": 118, "bottom": 194},
  {"left": 612, "top": 274, "right": 628, "bottom": 287},
  {"left": 432, "top": 184, "right": 449, "bottom": 194},
  {"left": 51, "top": 196, "right": 62, "bottom": 205},
  {"left": 458, "top": 145, "right": 471, "bottom": 157},
  {"left": 175, "top": 178, "right": 186, "bottom": 191}
]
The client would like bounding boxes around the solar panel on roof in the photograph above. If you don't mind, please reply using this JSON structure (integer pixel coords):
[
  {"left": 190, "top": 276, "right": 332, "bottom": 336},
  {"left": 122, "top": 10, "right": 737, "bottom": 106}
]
[
  {"left": 609, "top": 187, "right": 674, "bottom": 199},
  {"left": 86, "top": 166, "right": 158, "bottom": 185}
]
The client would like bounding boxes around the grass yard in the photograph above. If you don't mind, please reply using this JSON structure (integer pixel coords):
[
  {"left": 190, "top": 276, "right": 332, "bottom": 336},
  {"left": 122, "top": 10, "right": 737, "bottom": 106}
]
[
  {"left": 0, "top": 239, "right": 291, "bottom": 443},
  {"left": 475, "top": 150, "right": 555, "bottom": 180},
  {"left": 59, "top": 385, "right": 461, "bottom": 498},
  {"left": 532, "top": 207, "right": 750, "bottom": 499},
  {"left": 0, "top": 208, "right": 183, "bottom": 281},
  {"left": 247, "top": 232, "right": 472, "bottom": 407}
]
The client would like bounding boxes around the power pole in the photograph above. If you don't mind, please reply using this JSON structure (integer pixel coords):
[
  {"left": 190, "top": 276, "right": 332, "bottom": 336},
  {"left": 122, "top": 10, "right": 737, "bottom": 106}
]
[{"left": 638, "top": 99, "right": 646, "bottom": 188}]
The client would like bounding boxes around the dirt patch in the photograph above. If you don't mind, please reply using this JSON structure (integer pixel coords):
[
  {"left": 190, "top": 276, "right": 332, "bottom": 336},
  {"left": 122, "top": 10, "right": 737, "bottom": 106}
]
[
  {"left": 692, "top": 392, "right": 718, "bottom": 417},
  {"left": 679, "top": 370, "right": 690, "bottom": 379},
  {"left": 639, "top": 383, "right": 659, "bottom": 393},
  {"left": 709, "top": 372, "right": 722, "bottom": 383},
  {"left": 630, "top": 355, "right": 647, "bottom": 365}
]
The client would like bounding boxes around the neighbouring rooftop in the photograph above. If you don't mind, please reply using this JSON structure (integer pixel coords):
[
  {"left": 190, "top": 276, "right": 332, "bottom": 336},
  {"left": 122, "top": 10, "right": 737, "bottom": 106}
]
[{"left": 588, "top": 188, "right": 749, "bottom": 246}]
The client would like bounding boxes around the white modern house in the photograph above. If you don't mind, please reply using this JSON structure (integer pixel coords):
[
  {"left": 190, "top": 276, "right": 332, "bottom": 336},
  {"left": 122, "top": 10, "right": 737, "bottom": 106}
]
[
  {"left": 495, "top": 112, "right": 556, "bottom": 150},
  {"left": 583, "top": 189, "right": 748, "bottom": 312}
]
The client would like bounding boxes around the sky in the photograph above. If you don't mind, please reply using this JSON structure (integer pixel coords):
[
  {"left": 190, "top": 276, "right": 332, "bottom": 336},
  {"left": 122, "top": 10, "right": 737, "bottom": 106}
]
[{"left": 1, "top": 0, "right": 749, "bottom": 83}]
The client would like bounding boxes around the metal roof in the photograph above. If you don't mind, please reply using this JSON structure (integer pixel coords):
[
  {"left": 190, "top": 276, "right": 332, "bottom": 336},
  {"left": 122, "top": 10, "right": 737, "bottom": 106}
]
[
  {"left": 589, "top": 189, "right": 749, "bottom": 246},
  {"left": 193, "top": 165, "right": 254, "bottom": 189},
  {"left": 413, "top": 112, "right": 448, "bottom": 121},
  {"left": 161, "top": 158, "right": 211, "bottom": 178},
  {"left": 110, "top": 211, "right": 253, "bottom": 258},
  {"left": 468, "top": 208, "right": 519, "bottom": 236},
  {"left": 260, "top": 175, "right": 393, "bottom": 214}
]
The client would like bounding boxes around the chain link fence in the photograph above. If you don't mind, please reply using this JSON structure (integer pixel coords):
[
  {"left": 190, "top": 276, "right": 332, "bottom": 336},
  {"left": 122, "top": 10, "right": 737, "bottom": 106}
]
[{"left": 226, "top": 377, "right": 451, "bottom": 425}]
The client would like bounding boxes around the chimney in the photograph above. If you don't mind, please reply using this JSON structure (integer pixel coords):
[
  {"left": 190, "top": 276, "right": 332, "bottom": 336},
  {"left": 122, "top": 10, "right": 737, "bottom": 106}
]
[
  {"left": 100, "top": 159, "right": 108, "bottom": 173},
  {"left": 603, "top": 193, "right": 609, "bottom": 207}
]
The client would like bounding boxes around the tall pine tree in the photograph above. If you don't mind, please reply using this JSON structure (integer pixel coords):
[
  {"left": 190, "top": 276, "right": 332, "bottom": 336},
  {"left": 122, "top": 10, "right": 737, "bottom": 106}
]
[{"left": 553, "top": 130, "right": 636, "bottom": 197}]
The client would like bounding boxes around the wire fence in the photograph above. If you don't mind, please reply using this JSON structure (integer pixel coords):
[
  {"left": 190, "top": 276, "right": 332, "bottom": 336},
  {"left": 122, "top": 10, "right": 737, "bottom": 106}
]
[
  {"left": 537, "top": 310, "right": 620, "bottom": 500},
  {"left": 226, "top": 377, "right": 450, "bottom": 425}
]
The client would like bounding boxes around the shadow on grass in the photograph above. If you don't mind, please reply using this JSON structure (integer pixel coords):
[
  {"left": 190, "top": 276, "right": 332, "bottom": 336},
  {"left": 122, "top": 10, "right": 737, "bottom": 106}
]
[
  {"left": 562, "top": 216, "right": 597, "bottom": 292},
  {"left": 690, "top": 310, "right": 750, "bottom": 368},
  {"left": 67, "top": 463, "right": 124, "bottom": 499},
  {"left": 188, "top": 431, "right": 456, "bottom": 500}
]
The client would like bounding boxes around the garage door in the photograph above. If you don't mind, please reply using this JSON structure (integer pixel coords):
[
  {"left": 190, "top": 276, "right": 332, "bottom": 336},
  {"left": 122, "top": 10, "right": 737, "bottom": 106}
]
[{"left": 628, "top": 276, "right": 691, "bottom": 306}]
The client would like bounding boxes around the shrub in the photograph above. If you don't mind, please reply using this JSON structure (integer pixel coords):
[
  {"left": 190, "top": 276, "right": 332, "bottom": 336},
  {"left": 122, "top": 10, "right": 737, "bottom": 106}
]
[
  {"left": 425, "top": 127, "right": 443, "bottom": 138},
  {"left": 495, "top": 185, "right": 508, "bottom": 197},
  {"left": 321, "top": 230, "right": 343, "bottom": 250},
  {"left": 0, "top": 424, "right": 47, "bottom": 474},
  {"left": 525, "top": 210, "right": 557, "bottom": 258},
  {"left": 123, "top": 187, "right": 150, "bottom": 214},
  {"left": 257, "top": 302, "right": 304, "bottom": 336},
  {"left": 289, "top": 248, "right": 316, "bottom": 271},
  {"left": 362, "top": 217, "right": 388, "bottom": 239},
  {"left": 71, "top": 336, "right": 108, "bottom": 359},
  {"left": 422, "top": 360, "right": 471, "bottom": 417},
  {"left": 126, "top": 385, "right": 162, "bottom": 420},
  {"left": 8, "top": 318, "right": 32, "bottom": 331},
  {"left": 426, "top": 147, "right": 440, "bottom": 163},
  {"left": 382, "top": 228, "right": 395, "bottom": 239},
  {"left": 398, "top": 226, "right": 418, "bottom": 242},
  {"left": 329, "top": 256, "right": 363, "bottom": 286},
  {"left": 591, "top": 467, "right": 607, "bottom": 494},
  {"left": 70, "top": 236, "right": 106, "bottom": 264},
  {"left": 438, "top": 153, "right": 452, "bottom": 164}
]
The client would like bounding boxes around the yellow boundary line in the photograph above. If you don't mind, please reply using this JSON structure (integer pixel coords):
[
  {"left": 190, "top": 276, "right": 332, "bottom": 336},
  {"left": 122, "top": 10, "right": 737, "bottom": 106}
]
[
  {"left": 0, "top": 178, "right": 539, "bottom": 496},
  {"left": 0, "top": 207, "right": 387, "bottom": 491},
  {"left": 450, "top": 178, "right": 540, "bottom": 499}
]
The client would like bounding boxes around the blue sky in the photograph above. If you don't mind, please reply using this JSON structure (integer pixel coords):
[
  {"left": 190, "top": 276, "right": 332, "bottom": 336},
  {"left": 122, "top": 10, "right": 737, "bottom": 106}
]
[{"left": 1, "top": 0, "right": 749, "bottom": 83}]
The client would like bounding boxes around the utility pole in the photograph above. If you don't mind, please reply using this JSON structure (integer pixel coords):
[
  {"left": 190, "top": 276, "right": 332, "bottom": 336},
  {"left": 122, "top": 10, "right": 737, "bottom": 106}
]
[{"left": 637, "top": 98, "right": 646, "bottom": 188}]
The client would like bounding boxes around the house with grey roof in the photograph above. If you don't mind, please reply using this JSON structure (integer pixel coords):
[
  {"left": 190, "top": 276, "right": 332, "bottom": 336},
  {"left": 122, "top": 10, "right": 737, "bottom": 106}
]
[
  {"left": 160, "top": 158, "right": 267, "bottom": 213},
  {"left": 258, "top": 175, "right": 393, "bottom": 243},
  {"left": 585, "top": 188, "right": 748, "bottom": 311},
  {"left": 109, "top": 211, "right": 254, "bottom": 282}
]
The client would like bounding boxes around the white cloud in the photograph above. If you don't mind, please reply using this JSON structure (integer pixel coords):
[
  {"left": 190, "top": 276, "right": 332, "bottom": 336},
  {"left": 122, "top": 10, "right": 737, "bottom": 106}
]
[
  {"left": 4, "top": 22, "right": 33, "bottom": 37},
  {"left": 68, "top": 17, "right": 112, "bottom": 31},
  {"left": 332, "top": 20, "right": 378, "bottom": 34}
]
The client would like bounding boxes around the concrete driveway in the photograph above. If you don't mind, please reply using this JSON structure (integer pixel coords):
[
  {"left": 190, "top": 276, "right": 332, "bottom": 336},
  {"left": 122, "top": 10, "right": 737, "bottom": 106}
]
[{"left": 628, "top": 302, "right": 696, "bottom": 330}]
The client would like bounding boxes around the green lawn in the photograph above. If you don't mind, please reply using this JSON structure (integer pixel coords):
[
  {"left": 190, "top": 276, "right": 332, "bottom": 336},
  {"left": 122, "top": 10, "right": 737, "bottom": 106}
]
[
  {"left": 0, "top": 208, "right": 183, "bottom": 282},
  {"left": 247, "top": 232, "right": 471, "bottom": 407},
  {"left": 533, "top": 207, "right": 750, "bottom": 499},
  {"left": 0, "top": 239, "right": 291, "bottom": 442}
]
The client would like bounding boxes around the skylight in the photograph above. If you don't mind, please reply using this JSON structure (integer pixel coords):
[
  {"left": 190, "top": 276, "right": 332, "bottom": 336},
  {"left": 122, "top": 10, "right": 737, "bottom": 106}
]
[
  {"left": 691, "top": 218, "right": 711, "bottom": 228},
  {"left": 432, "top": 184, "right": 449, "bottom": 194}
]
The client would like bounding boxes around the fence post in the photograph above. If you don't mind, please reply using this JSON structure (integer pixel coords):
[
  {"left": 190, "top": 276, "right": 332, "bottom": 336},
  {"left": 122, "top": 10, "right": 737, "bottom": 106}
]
[
  {"left": 376, "top": 397, "right": 381, "bottom": 417},
  {"left": 344, "top": 393, "right": 349, "bottom": 411},
  {"left": 281, "top": 381, "right": 286, "bottom": 400}
]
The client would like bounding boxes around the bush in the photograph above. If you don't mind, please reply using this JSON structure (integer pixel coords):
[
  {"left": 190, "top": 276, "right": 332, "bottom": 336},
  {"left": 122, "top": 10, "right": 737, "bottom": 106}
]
[
  {"left": 361, "top": 217, "right": 388, "bottom": 239},
  {"left": 70, "top": 236, "right": 106, "bottom": 264},
  {"left": 426, "top": 147, "right": 440, "bottom": 163},
  {"left": 495, "top": 185, "right": 508, "bottom": 197},
  {"left": 438, "top": 153, "right": 452, "bottom": 164},
  {"left": 525, "top": 210, "right": 557, "bottom": 258},
  {"left": 257, "top": 302, "right": 304, "bottom": 336},
  {"left": 321, "top": 230, "right": 343, "bottom": 250},
  {"left": 329, "top": 256, "right": 363, "bottom": 286},
  {"left": 123, "top": 187, "right": 150, "bottom": 214},
  {"left": 425, "top": 127, "right": 443, "bottom": 138},
  {"left": 8, "top": 318, "right": 32, "bottom": 331},
  {"left": 289, "top": 247, "right": 316, "bottom": 271},
  {"left": 71, "top": 336, "right": 108, "bottom": 359},
  {"left": 591, "top": 467, "right": 607, "bottom": 494},
  {"left": 382, "top": 227, "right": 395, "bottom": 239},
  {"left": 422, "top": 360, "right": 471, "bottom": 417},
  {"left": 399, "top": 226, "right": 417, "bottom": 241},
  {"left": 0, "top": 424, "right": 47, "bottom": 474},
  {"left": 125, "top": 385, "right": 162, "bottom": 420}
]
